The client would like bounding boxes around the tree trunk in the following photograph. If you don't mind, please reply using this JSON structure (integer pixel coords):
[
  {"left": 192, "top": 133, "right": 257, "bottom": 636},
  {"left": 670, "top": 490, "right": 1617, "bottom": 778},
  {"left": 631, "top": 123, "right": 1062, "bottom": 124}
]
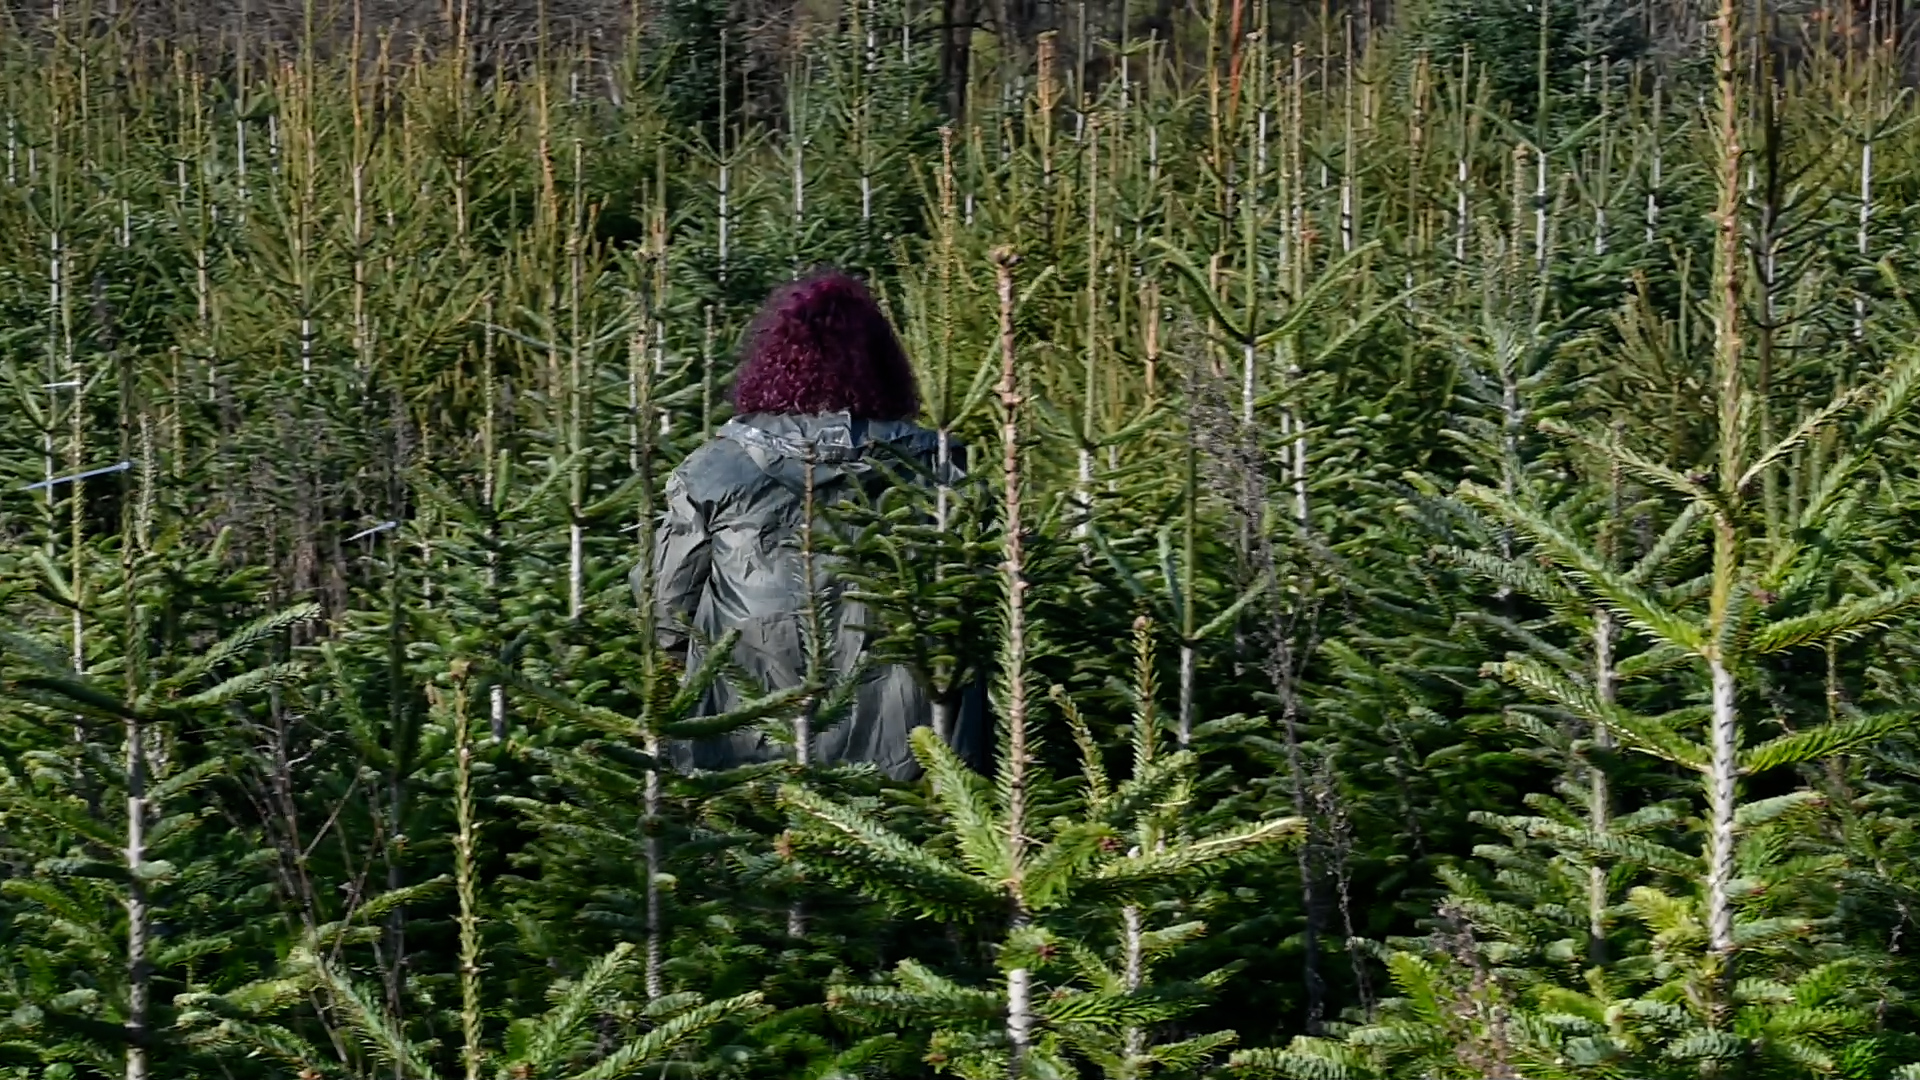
[
  {"left": 1589, "top": 607, "right": 1616, "bottom": 966},
  {"left": 125, "top": 709, "right": 150, "bottom": 1080},
  {"left": 942, "top": 0, "right": 976, "bottom": 120},
  {"left": 1006, "top": 957, "right": 1034, "bottom": 1074},
  {"left": 933, "top": 695, "right": 957, "bottom": 747},
  {"left": 1121, "top": 901, "right": 1144, "bottom": 1059},
  {"left": 995, "top": 249, "right": 1034, "bottom": 1079},
  {"left": 644, "top": 735, "right": 665, "bottom": 999},
  {"left": 1707, "top": 654, "right": 1737, "bottom": 958}
]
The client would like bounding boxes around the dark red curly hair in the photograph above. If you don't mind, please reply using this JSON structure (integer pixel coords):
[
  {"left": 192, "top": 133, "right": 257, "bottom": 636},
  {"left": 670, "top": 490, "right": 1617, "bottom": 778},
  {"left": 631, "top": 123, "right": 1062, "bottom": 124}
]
[{"left": 731, "top": 268, "right": 921, "bottom": 420}]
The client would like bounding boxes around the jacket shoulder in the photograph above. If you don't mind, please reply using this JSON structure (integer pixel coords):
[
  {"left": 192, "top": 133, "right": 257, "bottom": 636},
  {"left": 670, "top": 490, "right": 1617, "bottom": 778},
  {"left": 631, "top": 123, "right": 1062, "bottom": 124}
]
[{"left": 668, "top": 438, "right": 761, "bottom": 506}]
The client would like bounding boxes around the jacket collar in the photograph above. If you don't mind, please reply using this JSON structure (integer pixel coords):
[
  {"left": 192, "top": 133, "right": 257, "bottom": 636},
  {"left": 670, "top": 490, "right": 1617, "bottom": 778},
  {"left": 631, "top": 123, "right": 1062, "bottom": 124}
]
[{"left": 720, "top": 412, "right": 931, "bottom": 464}]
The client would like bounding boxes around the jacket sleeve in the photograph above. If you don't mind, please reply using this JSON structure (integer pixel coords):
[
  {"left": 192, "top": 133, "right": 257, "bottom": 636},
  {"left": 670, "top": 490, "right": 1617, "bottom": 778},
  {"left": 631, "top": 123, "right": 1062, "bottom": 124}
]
[{"left": 640, "top": 470, "right": 712, "bottom": 657}]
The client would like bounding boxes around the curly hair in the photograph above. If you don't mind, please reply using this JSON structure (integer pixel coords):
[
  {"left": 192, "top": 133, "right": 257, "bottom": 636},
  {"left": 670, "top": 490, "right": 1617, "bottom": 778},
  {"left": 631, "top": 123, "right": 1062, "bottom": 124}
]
[{"left": 731, "top": 268, "right": 922, "bottom": 420}]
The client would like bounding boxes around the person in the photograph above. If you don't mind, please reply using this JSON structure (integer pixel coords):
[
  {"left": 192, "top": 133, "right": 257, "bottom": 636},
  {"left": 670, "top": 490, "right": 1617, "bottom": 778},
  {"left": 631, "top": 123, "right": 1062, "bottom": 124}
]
[{"left": 636, "top": 268, "right": 987, "bottom": 780}]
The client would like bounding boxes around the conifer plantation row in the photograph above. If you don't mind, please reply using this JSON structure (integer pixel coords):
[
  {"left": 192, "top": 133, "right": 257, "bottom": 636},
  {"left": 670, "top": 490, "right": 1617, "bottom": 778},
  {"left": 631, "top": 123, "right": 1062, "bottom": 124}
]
[{"left": 5, "top": 0, "right": 1920, "bottom": 1076}]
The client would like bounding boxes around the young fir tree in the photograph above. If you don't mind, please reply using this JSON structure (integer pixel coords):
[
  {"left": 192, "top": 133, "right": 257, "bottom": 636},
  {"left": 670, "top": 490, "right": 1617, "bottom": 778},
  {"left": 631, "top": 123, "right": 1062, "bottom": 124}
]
[
  {"left": 773, "top": 250, "right": 1301, "bottom": 1078},
  {"left": 1237, "top": 6, "right": 1920, "bottom": 1071},
  {"left": 170, "top": 641, "right": 773, "bottom": 1080},
  {"left": 0, "top": 492, "right": 316, "bottom": 1079}
]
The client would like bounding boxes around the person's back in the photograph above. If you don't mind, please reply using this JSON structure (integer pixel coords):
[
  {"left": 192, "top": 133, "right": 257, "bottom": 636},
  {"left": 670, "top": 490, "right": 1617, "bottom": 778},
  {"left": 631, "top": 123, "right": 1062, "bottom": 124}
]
[{"left": 637, "top": 270, "right": 986, "bottom": 779}]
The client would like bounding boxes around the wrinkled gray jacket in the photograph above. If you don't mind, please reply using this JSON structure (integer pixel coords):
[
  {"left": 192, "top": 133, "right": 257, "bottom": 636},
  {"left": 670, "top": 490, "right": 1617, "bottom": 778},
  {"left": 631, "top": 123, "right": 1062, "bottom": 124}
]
[{"left": 637, "top": 411, "right": 988, "bottom": 779}]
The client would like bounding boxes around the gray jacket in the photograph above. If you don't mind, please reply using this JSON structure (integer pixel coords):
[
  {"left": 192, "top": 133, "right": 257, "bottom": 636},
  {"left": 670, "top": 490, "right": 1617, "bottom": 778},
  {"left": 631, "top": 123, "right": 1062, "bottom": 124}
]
[{"left": 637, "top": 411, "right": 988, "bottom": 779}]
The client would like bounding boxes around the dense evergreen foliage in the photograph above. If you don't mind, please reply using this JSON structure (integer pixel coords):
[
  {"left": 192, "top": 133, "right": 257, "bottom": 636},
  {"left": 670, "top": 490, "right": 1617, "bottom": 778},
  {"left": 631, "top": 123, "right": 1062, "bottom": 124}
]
[{"left": 4, "top": 2, "right": 1920, "bottom": 1077}]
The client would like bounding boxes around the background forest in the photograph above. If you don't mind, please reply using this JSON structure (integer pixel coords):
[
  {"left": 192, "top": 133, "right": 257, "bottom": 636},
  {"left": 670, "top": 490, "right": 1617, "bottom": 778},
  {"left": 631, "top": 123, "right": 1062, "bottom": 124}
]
[{"left": 5, "top": 0, "right": 1920, "bottom": 1077}]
